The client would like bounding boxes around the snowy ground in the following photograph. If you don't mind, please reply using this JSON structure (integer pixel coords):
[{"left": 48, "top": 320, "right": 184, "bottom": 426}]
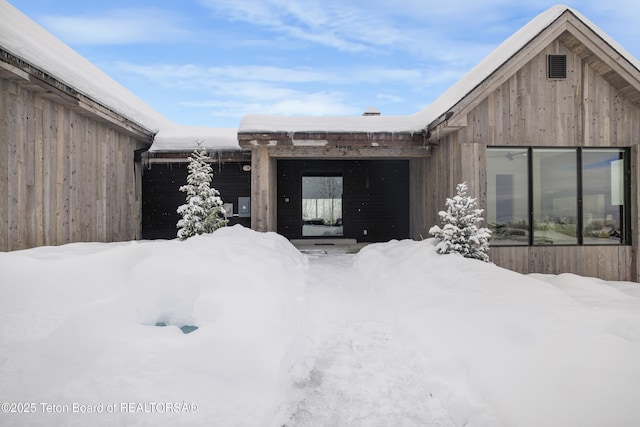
[{"left": 1, "top": 225, "right": 639, "bottom": 427}]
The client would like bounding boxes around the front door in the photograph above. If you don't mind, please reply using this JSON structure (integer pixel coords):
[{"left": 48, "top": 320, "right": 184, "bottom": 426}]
[
  {"left": 277, "top": 159, "right": 409, "bottom": 242},
  {"left": 302, "top": 175, "right": 343, "bottom": 237}
]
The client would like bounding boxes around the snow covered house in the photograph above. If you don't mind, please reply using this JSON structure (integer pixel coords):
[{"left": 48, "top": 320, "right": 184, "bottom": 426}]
[
  {"left": 2, "top": 2, "right": 640, "bottom": 282},
  {"left": 237, "top": 5, "right": 640, "bottom": 282}
]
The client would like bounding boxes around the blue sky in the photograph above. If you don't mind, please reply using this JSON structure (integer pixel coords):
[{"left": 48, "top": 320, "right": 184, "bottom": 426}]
[{"left": 8, "top": 0, "right": 640, "bottom": 128}]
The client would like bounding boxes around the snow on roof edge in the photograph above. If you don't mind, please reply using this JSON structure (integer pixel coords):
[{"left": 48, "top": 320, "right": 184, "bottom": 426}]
[
  {"left": 419, "top": 5, "right": 568, "bottom": 121},
  {"left": 149, "top": 125, "right": 240, "bottom": 153},
  {"left": 564, "top": 6, "right": 640, "bottom": 73},
  {"left": 238, "top": 112, "right": 430, "bottom": 134},
  {"left": 0, "top": 1, "right": 169, "bottom": 134}
]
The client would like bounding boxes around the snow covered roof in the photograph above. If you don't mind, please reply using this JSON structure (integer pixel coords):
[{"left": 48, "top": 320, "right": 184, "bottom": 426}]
[
  {"left": 239, "top": 4, "right": 640, "bottom": 134},
  {"left": 0, "top": 1, "right": 169, "bottom": 134},
  {"left": 0, "top": 1, "right": 242, "bottom": 151},
  {"left": 4, "top": 2, "right": 639, "bottom": 150},
  {"left": 239, "top": 113, "right": 428, "bottom": 134},
  {"left": 149, "top": 125, "right": 239, "bottom": 153}
]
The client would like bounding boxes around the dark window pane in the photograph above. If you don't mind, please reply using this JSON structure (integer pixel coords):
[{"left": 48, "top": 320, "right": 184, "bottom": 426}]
[
  {"left": 532, "top": 149, "right": 578, "bottom": 245},
  {"left": 486, "top": 148, "right": 529, "bottom": 245},
  {"left": 582, "top": 149, "right": 625, "bottom": 245}
]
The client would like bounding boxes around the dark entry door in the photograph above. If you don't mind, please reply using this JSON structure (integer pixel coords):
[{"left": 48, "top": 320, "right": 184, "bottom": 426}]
[{"left": 277, "top": 159, "right": 409, "bottom": 242}]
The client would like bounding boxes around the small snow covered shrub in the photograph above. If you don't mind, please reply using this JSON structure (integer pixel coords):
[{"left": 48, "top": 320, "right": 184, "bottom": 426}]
[
  {"left": 429, "top": 182, "right": 491, "bottom": 262},
  {"left": 177, "top": 140, "right": 228, "bottom": 240}
]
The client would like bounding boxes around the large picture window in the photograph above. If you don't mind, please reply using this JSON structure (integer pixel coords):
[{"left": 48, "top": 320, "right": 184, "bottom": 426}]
[{"left": 487, "top": 147, "right": 630, "bottom": 246}]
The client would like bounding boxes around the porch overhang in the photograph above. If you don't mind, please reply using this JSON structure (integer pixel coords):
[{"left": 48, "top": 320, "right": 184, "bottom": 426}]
[{"left": 238, "top": 131, "right": 432, "bottom": 158}]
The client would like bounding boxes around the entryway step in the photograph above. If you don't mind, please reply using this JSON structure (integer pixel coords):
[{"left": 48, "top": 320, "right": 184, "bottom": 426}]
[{"left": 291, "top": 239, "right": 367, "bottom": 254}]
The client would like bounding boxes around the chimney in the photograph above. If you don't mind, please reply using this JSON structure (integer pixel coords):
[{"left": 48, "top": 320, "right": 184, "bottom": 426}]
[{"left": 362, "top": 106, "right": 381, "bottom": 116}]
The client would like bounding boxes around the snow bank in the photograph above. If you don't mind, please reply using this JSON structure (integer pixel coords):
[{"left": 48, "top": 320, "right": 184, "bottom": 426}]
[
  {"left": 1, "top": 230, "right": 639, "bottom": 426},
  {"left": 0, "top": 226, "right": 305, "bottom": 427},
  {"left": 354, "top": 239, "right": 640, "bottom": 427}
]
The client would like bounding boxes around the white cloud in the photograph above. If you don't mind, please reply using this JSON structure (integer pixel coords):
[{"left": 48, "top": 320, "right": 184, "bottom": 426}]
[
  {"left": 115, "top": 62, "right": 430, "bottom": 88},
  {"left": 116, "top": 61, "right": 366, "bottom": 117},
  {"left": 376, "top": 93, "right": 404, "bottom": 104},
  {"left": 114, "top": 57, "right": 476, "bottom": 122},
  {"left": 40, "top": 8, "right": 190, "bottom": 45},
  {"left": 198, "top": 0, "right": 408, "bottom": 53},
  {"left": 13, "top": 0, "right": 640, "bottom": 129},
  {"left": 180, "top": 91, "right": 359, "bottom": 118}
]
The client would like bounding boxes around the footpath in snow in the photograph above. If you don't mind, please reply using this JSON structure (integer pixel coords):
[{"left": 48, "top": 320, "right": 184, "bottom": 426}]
[{"left": 279, "top": 253, "right": 457, "bottom": 427}]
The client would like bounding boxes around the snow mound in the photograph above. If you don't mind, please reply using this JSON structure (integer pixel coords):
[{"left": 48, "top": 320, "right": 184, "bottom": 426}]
[
  {"left": 355, "top": 239, "right": 640, "bottom": 427},
  {"left": 0, "top": 225, "right": 305, "bottom": 426},
  {"left": 1, "top": 231, "right": 639, "bottom": 427}
]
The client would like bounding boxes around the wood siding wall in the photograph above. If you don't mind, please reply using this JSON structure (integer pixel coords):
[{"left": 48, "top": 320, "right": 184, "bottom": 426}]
[
  {"left": 430, "top": 39, "right": 640, "bottom": 281},
  {"left": 410, "top": 133, "right": 486, "bottom": 241},
  {"left": 460, "top": 40, "right": 640, "bottom": 149},
  {"left": 489, "top": 246, "right": 633, "bottom": 281},
  {"left": 1, "top": 78, "right": 149, "bottom": 251}
]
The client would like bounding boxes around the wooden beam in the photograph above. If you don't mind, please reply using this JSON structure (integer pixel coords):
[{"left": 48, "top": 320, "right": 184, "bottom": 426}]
[
  {"left": 239, "top": 130, "right": 426, "bottom": 149},
  {"left": 250, "top": 146, "right": 276, "bottom": 232},
  {"left": 144, "top": 150, "right": 251, "bottom": 164},
  {"left": 266, "top": 146, "right": 431, "bottom": 158}
]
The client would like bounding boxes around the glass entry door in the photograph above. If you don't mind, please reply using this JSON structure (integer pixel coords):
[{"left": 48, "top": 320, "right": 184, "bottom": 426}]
[{"left": 302, "top": 175, "right": 343, "bottom": 237}]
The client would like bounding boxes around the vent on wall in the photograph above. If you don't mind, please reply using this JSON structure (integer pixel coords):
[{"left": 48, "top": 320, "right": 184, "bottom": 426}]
[{"left": 548, "top": 54, "right": 567, "bottom": 79}]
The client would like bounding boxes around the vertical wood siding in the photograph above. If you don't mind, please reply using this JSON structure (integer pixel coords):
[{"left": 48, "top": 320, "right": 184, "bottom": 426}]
[
  {"left": 427, "top": 40, "right": 640, "bottom": 281},
  {"left": 489, "top": 246, "right": 633, "bottom": 281},
  {"left": 0, "top": 78, "right": 148, "bottom": 251}
]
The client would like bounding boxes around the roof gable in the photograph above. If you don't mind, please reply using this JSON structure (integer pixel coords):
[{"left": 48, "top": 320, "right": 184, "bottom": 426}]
[{"left": 443, "top": 7, "right": 640, "bottom": 130}]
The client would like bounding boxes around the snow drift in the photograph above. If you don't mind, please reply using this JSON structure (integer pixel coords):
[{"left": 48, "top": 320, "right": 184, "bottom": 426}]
[{"left": 1, "top": 225, "right": 639, "bottom": 426}]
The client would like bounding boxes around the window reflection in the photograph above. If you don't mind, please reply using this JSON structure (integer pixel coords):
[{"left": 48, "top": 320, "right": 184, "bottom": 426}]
[
  {"left": 302, "top": 176, "right": 343, "bottom": 237},
  {"left": 487, "top": 148, "right": 529, "bottom": 245},
  {"left": 532, "top": 149, "right": 578, "bottom": 245},
  {"left": 486, "top": 147, "right": 628, "bottom": 246},
  {"left": 582, "top": 149, "right": 625, "bottom": 245}
]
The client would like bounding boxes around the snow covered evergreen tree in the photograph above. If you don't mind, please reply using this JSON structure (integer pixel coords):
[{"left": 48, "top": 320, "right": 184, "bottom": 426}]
[
  {"left": 429, "top": 182, "right": 491, "bottom": 262},
  {"left": 177, "top": 140, "right": 228, "bottom": 240}
]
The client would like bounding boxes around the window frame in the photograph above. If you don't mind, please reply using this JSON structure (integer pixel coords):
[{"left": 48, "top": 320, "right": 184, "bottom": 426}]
[
  {"left": 487, "top": 146, "right": 631, "bottom": 246},
  {"left": 301, "top": 174, "right": 344, "bottom": 237}
]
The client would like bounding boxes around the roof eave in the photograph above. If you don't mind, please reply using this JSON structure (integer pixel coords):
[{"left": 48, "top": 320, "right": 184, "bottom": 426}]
[{"left": 0, "top": 48, "right": 155, "bottom": 142}]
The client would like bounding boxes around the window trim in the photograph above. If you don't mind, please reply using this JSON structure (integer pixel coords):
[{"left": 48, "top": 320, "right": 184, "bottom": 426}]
[{"left": 488, "top": 146, "right": 631, "bottom": 247}]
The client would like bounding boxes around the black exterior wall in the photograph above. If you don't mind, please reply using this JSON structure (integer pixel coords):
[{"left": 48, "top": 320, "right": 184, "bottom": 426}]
[
  {"left": 277, "top": 159, "right": 410, "bottom": 242},
  {"left": 142, "top": 162, "right": 251, "bottom": 239}
]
